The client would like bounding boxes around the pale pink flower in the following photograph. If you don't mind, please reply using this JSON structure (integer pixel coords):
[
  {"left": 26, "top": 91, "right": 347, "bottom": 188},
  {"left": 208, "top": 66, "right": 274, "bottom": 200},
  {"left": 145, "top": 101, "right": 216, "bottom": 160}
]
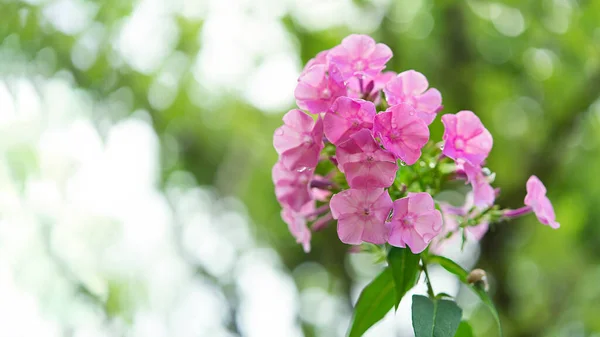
[
  {"left": 429, "top": 195, "right": 489, "bottom": 254},
  {"left": 373, "top": 103, "right": 429, "bottom": 165},
  {"left": 301, "top": 50, "right": 329, "bottom": 76},
  {"left": 441, "top": 111, "right": 493, "bottom": 166},
  {"left": 327, "top": 34, "right": 392, "bottom": 81},
  {"left": 272, "top": 161, "right": 312, "bottom": 212},
  {"left": 295, "top": 64, "right": 346, "bottom": 114},
  {"left": 525, "top": 175, "right": 560, "bottom": 229},
  {"left": 323, "top": 97, "right": 376, "bottom": 145},
  {"left": 336, "top": 129, "right": 397, "bottom": 188},
  {"left": 388, "top": 192, "right": 443, "bottom": 254},
  {"left": 458, "top": 160, "right": 495, "bottom": 209},
  {"left": 384, "top": 70, "right": 442, "bottom": 125},
  {"left": 281, "top": 202, "right": 314, "bottom": 252},
  {"left": 273, "top": 109, "right": 324, "bottom": 171},
  {"left": 329, "top": 188, "right": 393, "bottom": 245}
]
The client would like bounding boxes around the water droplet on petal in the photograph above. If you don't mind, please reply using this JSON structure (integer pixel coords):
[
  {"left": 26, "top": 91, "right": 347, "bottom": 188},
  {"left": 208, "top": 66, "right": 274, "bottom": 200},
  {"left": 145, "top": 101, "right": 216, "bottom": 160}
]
[
  {"left": 399, "top": 160, "right": 407, "bottom": 166},
  {"left": 275, "top": 128, "right": 284, "bottom": 136},
  {"left": 297, "top": 166, "right": 309, "bottom": 172},
  {"left": 409, "top": 110, "right": 415, "bottom": 116}
]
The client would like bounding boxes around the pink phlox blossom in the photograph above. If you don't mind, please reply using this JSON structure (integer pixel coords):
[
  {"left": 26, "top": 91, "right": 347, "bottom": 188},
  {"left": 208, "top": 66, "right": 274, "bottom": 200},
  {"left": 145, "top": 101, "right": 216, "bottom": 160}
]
[
  {"left": 323, "top": 96, "right": 376, "bottom": 145},
  {"left": 272, "top": 161, "right": 313, "bottom": 212},
  {"left": 441, "top": 110, "right": 493, "bottom": 166},
  {"left": 373, "top": 103, "right": 429, "bottom": 165},
  {"left": 457, "top": 160, "right": 495, "bottom": 209},
  {"left": 384, "top": 70, "right": 442, "bottom": 125},
  {"left": 347, "top": 71, "right": 396, "bottom": 101},
  {"left": 295, "top": 64, "right": 346, "bottom": 114},
  {"left": 388, "top": 192, "right": 443, "bottom": 253},
  {"left": 301, "top": 50, "right": 329, "bottom": 76},
  {"left": 336, "top": 129, "right": 397, "bottom": 188},
  {"left": 327, "top": 34, "right": 393, "bottom": 81},
  {"left": 281, "top": 201, "right": 314, "bottom": 252},
  {"left": 329, "top": 188, "right": 393, "bottom": 245},
  {"left": 525, "top": 175, "right": 560, "bottom": 229},
  {"left": 273, "top": 109, "right": 324, "bottom": 171}
]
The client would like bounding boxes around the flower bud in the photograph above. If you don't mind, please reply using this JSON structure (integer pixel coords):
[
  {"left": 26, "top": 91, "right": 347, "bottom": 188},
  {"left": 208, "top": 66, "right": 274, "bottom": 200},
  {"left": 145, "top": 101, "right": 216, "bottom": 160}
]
[{"left": 467, "top": 268, "right": 489, "bottom": 291}]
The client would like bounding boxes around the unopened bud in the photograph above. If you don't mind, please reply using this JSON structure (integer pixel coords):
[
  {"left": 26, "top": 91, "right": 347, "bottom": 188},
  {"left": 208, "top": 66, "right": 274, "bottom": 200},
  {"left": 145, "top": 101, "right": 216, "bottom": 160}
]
[{"left": 467, "top": 268, "right": 489, "bottom": 291}]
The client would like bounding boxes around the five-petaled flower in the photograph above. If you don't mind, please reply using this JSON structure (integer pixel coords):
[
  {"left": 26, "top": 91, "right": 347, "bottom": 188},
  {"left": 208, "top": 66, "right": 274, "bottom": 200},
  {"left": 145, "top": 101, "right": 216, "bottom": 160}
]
[
  {"left": 323, "top": 96, "right": 376, "bottom": 145},
  {"left": 329, "top": 188, "right": 393, "bottom": 245},
  {"left": 384, "top": 70, "right": 442, "bottom": 125},
  {"left": 373, "top": 103, "right": 430, "bottom": 165},
  {"left": 273, "top": 109, "right": 324, "bottom": 171},
  {"left": 327, "top": 34, "right": 393, "bottom": 81},
  {"left": 388, "top": 192, "right": 443, "bottom": 254},
  {"left": 272, "top": 161, "right": 313, "bottom": 212},
  {"left": 281, "top": 202, "right": 314, "bottom": 253},
  {"left": 295, "top": 64, "right": 346, "bottom": 114},
  {"left": 525, "top": 175, "right": 560, "bottom": 229},
  {"left": 442, "top": 110, "right": 493, "bottom": 166},
  {"left": 336, "top": 129, "right": 398, "bottom": 188}
]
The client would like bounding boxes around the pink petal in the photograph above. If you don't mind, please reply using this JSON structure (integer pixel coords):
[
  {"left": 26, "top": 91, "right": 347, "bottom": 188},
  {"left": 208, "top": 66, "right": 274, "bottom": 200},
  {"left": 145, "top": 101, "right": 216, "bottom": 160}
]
[
  {"left": 407, "top": 192, "right": 436, "bottom": 213},
  {"left": 337, "top": 213, "right": 365, "bottom": 245},
  {"left": 399, "top": 70, "right": 429, "bottom": 95},
  {"left": 402, "top": 228, "right": 429, "bottom": 254}
]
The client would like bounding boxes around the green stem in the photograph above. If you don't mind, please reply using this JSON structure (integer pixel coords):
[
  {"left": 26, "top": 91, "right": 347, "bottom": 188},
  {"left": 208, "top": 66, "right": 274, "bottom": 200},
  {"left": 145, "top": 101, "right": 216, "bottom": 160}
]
[{"left": 422, "top": 261, "right": 435, "bottom": 299}]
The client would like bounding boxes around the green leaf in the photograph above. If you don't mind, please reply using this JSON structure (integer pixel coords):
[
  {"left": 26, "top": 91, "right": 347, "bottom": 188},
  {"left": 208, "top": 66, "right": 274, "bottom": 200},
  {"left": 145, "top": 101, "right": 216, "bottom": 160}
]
[
  {"left": 347, "top": 268, "right": 395, "bottom": 337},
  {"left": 387, "top": 247, "right": 421, "bottom": 310},
  {"left": 426, "top": 255, "right": 468, "bottom": 283},
  {"left": 455, "top": 321, "right": 474, "bottom": 337},
  {"left": 426, "top": 255, "right": 502, "bottom": 336},
  {"left": 411, "top": 295, "right": 463, "bottom": 337}
]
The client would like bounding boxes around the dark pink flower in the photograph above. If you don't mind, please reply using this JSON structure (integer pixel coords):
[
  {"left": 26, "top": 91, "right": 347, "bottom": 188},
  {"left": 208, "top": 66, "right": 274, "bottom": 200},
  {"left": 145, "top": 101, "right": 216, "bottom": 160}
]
[
  {"left": 273, "top": 109, "right": 324, "bottom": 171},
  {"left": 329, "top": 188, "right": 393, "bottom": 245},
  {"left": 384, "top": 70, "right": 442, "bottom": 125},
  {"left": 295, "top": 64, "right": 346, "bottom": 114},
  {"left": 373, "top": 103, "right": 429, "bottom": 165},
  {"left": 281, "top": 202, "right": 313, "bottom": 252},
  {"left": 458, "top": 160, "right": 495, "bottom": 209},
  {"left": 441, "top": 111, "right": 493, "bottom": 166},
  {"left": 323, "top": 97, "right": 376, "bottom": 145},
  {"left": 336, "top": 129, "right": 397, "bottom": 188},
  {"left": 272, "top": 161, "right": 312, "bottom": 212},
  {"left": 327, "top": 34, "right": 392, "bottom": 81},
  {"left": 388, "top": 192, "right": 443, "bottom": 253},
  {"left": 525, "top": 175, "right": 560, "bottom": 229}
]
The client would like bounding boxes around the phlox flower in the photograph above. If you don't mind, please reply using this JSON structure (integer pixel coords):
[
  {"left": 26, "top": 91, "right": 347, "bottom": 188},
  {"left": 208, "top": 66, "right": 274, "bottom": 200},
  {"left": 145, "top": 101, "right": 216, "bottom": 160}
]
[
  {"left": 373, "top": 103, "right": 429, "bottom": 165},
  {"left": 441, "top": 110, "right": 493, "bottom": 166},
  {"left": 327, "top": 34, "right": 392, "bottom": 81},
  {"left": 295, "top": 64, "right": 346, "bottom": 114},
  {"left": 329, "top": 188, "right": 393, "bottom": 245},
  {"left": 281, "top": 202, "right": 314, "bottom": 253},
  {"left": 301, "top": 50, "right": 329, "bottom": 76},
  {"left": 384, "top": 70, "right": 442, "bottom": 125},
  {"left": 388, "top": 192, "right": 443, "bottom": 254},
  {"left": 323, "top": 96, "right": 376, "bottom": 145},
  {"left": 458, "top": 160, "right": 495, "bottom": 209},
  {"left": 335, "top": 129, "right": 397, "bottom": 188},
  {"left": 273, "top": 109, "right": 323, "bottom": 171},
  {"left": 525, "top": 175, "right": 560, "bottom": 229},
  {"left": 272, "top": 161, "right": 312, "bottom": 212}
]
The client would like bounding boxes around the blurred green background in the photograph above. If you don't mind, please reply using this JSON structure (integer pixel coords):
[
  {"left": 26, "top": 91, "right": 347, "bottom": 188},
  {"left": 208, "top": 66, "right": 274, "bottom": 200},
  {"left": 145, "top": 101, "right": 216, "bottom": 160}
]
[{"left": 1, "top": 0, "right": 599, "bottom": 336}]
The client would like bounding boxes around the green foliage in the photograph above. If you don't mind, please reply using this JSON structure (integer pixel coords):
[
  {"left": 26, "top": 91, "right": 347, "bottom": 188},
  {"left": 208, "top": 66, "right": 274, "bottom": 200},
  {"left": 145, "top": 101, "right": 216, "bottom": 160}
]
[
  {"left": 455, "top": 321, "right": 474, "bottom": 337},
  {"left": 387, "top": 247, "right": 421, "bottom": 310},
  {"left": 347, "top": 268, "right": 395, "bottom": 337},
  {"left": 411, "top": 295, "right": 462, "bottom": 337}
]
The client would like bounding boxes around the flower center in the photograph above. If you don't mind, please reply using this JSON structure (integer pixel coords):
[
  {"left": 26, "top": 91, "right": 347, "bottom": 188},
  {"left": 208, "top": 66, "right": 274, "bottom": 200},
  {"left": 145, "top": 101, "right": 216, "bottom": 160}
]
[
  {"left": 402, "top": 214, "right": 415, "bottom": 227},
  {"left": 363, "top": 208, "right": 370, "bottom": 216},
  {"left": 303, "top": 134, "right": 314, "bottom": 145},
  {"left": 366, "top": 155, "right": 374, "bottom": 162},
  {"left": 354, "top": 60, "right": 366, "bottom": 71},
  {"left": 455, "top": 138, "right": 466, "bottom": 150},
  {"left": 321, "top": 88, "right": 331, "bottom": 99}
]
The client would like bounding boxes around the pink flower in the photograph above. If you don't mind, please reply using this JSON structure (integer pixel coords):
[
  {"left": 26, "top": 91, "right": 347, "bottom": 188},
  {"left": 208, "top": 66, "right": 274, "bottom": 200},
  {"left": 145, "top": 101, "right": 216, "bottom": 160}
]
[
  {"left": 327, "top": 34, "right": 393, "bottom": 81},
  {"left": 525, "top": 175, "right": 560, "bottom": 229},
  {"left": 429, "top": 195, "right": 489, "bottom": 254},
  {"left": 295, "top": 64, "right": 346, "bottom": 114},
  {"left": 336, "top": 129, "right": 397, "bottom": 188},
  {"left": 301, "top": 50, "right": 329, "bottom": 76},
  {"left": 273, "top": 109, "right": 324, "bottom": 171},
  {"left": 441, "top": 111, "right": 493, "bottom": 166},
  {"left": 272, "top": 161, "right": 312, "bottom": 212},
  {"left": 347, "top": 71, "right": 396, "bottom": 100},
  {"left": 388, "top": 192, "right": 443, "bottom": 253},
  {"left": 323, "top": 97, "right": 376, "bottom": 145},
  {"left": 458, "top": 160, "right": 495, "bottom": 209},
  {"left": 373, "top": 103, "right": 429, "bottom": 165},
  {"left": 329, "top": 188, "right": 393, "bottom": 245},
  {"left": 384, "top": 70, "right": 442, "bottom": 125},
  {"left": 281, "top": 202, "right": 313, "bottom": 252}
]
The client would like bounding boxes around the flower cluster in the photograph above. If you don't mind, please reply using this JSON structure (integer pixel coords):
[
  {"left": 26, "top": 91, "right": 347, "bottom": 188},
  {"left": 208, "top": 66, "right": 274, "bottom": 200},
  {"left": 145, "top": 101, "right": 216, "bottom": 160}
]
[{"left": 272, "top": 34, "right": 559, "bottom": 254}]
